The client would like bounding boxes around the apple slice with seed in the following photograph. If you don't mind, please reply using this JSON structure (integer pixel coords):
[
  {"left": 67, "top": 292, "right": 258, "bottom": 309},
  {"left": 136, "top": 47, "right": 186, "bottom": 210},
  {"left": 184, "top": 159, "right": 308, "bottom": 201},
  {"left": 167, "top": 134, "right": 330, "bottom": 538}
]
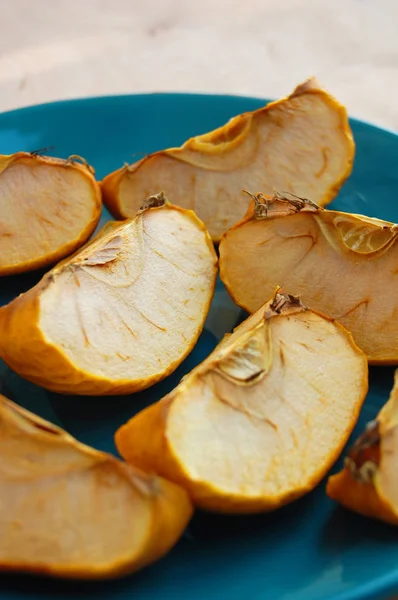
[
  {"left": 327, "top": 369, "right": 398, "bottom": 525},
  {"left": 219, "top": 192, "right": 398, "bottom": 363},
  {"left": 116, "top": 290, "right": 367, "bottom": 513},
  {"left": 0, "top": 395, "right": 192, "bottom": 579},
  {"left": 0, "top": 193, "right": 218, "bottom": 395},
  {"left": 101, "top": 78, "right": 354, "bottom": 241},
  {"left": 0, "top": 152, "right": 102, "bottom": 275}
]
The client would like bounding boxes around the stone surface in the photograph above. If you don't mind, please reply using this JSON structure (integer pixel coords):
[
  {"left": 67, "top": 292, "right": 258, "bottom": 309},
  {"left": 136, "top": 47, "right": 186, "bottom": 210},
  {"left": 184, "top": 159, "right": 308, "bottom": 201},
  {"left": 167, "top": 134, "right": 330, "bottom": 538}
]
[{"left": 0, "top": 0, "right": 397, "bottom": 130}]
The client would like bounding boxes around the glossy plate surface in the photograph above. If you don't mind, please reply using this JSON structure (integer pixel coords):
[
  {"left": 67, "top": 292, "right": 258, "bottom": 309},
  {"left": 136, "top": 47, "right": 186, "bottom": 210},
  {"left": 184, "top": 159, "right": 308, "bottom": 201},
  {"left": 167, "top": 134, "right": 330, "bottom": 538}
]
[{"left": 0, "top": 93, "right": 398, "bottom": 600}]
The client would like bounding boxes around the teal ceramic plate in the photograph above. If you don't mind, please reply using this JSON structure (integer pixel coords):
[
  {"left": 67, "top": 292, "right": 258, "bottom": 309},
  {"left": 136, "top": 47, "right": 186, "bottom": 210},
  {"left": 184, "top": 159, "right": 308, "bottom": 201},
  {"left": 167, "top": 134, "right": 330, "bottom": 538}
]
[{"left": 1, "top": 93, "right": 398, "bottom": 600}]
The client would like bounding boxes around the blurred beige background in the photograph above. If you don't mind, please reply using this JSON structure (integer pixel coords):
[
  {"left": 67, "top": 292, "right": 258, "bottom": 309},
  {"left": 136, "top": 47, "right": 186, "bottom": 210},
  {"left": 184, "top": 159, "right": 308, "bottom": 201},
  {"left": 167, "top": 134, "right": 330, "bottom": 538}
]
[{"left": 1, "top": 0, "right": 397, "bottom": 130}]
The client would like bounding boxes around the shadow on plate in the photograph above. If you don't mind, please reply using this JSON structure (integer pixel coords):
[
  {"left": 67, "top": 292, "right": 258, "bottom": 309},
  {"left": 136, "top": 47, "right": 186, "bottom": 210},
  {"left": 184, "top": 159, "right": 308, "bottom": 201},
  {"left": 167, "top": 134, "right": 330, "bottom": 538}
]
[
  {"left": 0, "top": 269, "right": 47, "bottom": 306},
  {"left": 321, "top": 504, "right": 398, "bottom": 552}
]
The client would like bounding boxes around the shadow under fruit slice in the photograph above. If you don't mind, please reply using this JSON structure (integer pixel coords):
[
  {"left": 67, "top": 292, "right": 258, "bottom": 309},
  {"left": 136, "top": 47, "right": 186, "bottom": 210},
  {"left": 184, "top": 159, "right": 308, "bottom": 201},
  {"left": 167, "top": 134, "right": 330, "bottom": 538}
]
[
  {"left": 219, "top": 193, "right": 398, "bottom": 363},
  {"left": 0, "top": 395, "right": 193, "bottom": 579},
  {"left": 0, "top": 193, "right": 218, "bottom": 395},
  {"left": 115, "top": 290, "right": 368, "bottom": 513},
  {"left": 0, "top": 152, "right": 102, "bottom": 275},
  {"left": 101, "top": 78, "right": 354, "bottom": 242},
  {"left": 327, "top": 370, "right": 398, "bottom": 525}
]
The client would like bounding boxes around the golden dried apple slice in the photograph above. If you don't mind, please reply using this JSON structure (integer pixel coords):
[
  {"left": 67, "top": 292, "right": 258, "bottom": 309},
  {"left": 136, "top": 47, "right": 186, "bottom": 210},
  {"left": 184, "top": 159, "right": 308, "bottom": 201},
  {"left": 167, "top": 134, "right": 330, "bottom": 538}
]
[
  {"left": 101, "top": 78, "right": 354, "bottom": 241},
  {"left": 0, "top": 152, "right": 102, "bottom": 275},
  {"left": 0, "top": 193, "right": 218, "bottom": 395},
  {"left": 116, "top": 290, "right": 368, "bottom": 513},
  {"left": 0, "top": 395, "right": 192, "bottom": 579},
  {"left": 327, "top": 370, "right": 398, "bottom": 525},
  {"left": 219, "top": 193, "right": 398, "bottom": 363}
]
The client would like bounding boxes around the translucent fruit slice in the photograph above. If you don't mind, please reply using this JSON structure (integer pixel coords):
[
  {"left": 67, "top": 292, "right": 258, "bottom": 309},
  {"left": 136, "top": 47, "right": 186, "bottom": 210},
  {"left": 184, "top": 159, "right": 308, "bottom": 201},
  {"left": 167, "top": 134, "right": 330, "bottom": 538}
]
[
  {"left": 219, "top": 193, "right": 398, "bottom": 363},
  {"left": 0, "top": 395, "right": 192, "bottom": 579},
  {"left": 327, "top": 370, "right": 398, "bottom": 525},
  {"left": 101, "top": 78, "right": 354, "bottom": 241},
  {"left": 0, "top": 152, "right": 102, "bottom": 275},
  {"left": 0, "top": 193, "right": 218, "bottom": 395},
  {"left": 116, "top": 290, "right": 368, "bottom": 513}
]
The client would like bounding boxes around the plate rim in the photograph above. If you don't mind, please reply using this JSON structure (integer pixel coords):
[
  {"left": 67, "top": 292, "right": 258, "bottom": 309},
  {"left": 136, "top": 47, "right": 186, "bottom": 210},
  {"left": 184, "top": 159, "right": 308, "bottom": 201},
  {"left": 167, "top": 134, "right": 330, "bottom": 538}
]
[{"left": 0, "top": 91, "right": 396, "bottom": 140}]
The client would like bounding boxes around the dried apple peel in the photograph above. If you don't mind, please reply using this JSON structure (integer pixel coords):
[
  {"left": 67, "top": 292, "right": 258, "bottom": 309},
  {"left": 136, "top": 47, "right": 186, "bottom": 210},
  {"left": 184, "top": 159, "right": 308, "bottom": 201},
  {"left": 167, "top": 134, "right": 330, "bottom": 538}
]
[
  {"left": 102, "top": 78, "right": 354, "bottom": 241},
  {"left": 0, "top": 193, "right": 218, "bottom": 395},
  {"left": 327, "top": 370, "right": 398, "bottom": 525},
  {"left": 116, "top": 291, "right": 368, "bottom": 513},
  {"left": 219, "top": 193, "right": 398, "bottom": 363},
  {"left": 0, "top": 395, "right": 193, "bottom": 579},
  {"left": 0, "top": 152, "right": 102, "bottom": 275}
]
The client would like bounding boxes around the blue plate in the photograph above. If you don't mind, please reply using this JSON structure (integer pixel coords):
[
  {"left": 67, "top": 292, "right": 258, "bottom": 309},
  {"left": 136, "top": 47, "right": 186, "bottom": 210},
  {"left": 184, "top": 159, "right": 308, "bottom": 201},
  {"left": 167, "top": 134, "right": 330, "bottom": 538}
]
[{"left": 0, "top": 93, "right": 398, "bottom": 600}]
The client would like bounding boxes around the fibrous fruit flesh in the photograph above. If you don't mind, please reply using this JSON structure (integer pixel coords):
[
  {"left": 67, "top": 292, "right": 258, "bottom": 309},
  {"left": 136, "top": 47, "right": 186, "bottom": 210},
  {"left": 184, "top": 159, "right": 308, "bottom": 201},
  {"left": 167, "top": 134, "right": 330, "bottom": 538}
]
[
  {"left": 0, "top": 152, "right": 101, "bottom": 275},
  {"left": 0, "top": 193, "right": 218, "bottom": 395},
  {"left": 116, "top": 290, "right": 368, "bottom": 513},
  {"left": 0, "top": 395, "right": 193, "bottom": 579},
  {"left": 219, "top": 192, "right": 398, "bottom": 363},
  {"left": 101, "top": 78, "right": 354, "bottom": 241},
  {"left": 327, "top": 369, "right": 398, "bottom": 525}
]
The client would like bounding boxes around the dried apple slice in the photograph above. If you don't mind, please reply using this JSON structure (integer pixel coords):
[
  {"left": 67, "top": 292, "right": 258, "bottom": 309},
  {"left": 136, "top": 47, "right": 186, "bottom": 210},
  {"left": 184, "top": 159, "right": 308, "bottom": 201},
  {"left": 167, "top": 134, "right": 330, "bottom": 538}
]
[
  {"left": 327, "top": 370, "right": 398, "bottom": 525},
  {"left": 219, "top": 193, "right": 398, "bottom": 363},
  {"left": 115, "top": 290, "right": 368, "bottom": 513},
  {"left": 0, "top": 193, "right": 218, "bottom": 395},
  {"left": 101, "top": 78, "right": 354, "bottom": 241},
  {"left": 0, "top": 152, "right": 102, "bottom": 275},
  {"left": 0, "top": 395, "right": 192, "bottom": 579}
]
